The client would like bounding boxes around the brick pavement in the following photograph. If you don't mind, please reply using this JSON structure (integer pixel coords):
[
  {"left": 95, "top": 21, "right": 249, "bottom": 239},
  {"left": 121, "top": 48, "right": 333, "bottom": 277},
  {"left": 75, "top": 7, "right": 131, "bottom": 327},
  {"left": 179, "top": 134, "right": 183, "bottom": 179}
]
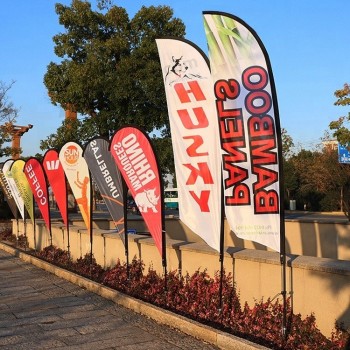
[{"left": 0, "top": 249, "right": 219, "bottom": 350}]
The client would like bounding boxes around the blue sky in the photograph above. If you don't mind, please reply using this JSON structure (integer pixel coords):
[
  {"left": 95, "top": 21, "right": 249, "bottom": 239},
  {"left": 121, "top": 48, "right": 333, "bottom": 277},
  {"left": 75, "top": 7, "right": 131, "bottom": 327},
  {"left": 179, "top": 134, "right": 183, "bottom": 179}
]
[{"left": 0, "top": 0, "right": 348, "bottom": 158}]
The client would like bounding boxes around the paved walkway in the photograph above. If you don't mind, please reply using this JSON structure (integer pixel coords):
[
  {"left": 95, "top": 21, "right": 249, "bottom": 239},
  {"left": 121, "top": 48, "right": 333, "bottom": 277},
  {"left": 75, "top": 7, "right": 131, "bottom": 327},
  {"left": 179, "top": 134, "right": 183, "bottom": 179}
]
[{"left": 0, "top": 249, "right": 218, "bottom": 350}]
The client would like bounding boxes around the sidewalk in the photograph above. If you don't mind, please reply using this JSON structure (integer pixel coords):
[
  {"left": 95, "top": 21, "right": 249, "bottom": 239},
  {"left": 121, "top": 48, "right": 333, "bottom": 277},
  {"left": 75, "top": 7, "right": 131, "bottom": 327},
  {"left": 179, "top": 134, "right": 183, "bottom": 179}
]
[{"left": 0, "top": 248, "right": 219, "bottom": 350}]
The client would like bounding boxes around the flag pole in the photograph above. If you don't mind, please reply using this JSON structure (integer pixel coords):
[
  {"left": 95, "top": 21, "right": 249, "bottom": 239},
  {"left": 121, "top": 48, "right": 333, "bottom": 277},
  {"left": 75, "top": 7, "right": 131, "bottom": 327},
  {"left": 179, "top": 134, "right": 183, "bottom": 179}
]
[
  {"left": 218, "top": 171, "right": 225, "bottom": 311},
  {"left": 273, "top": 69, "right": 288, "bottom": 341},
  {"left": 275, "top": 89, "right": 288, "bottom": 339},
  {"left": 279, "top": 175, "right": 288, "bottom": 338},
  {"left": 32, "top": 194, "right": 37, "bottom": 252},
  {"left": 160, "top": 177, "right": 167, "bottom": 290},
  {"left": 260, "top": 20, "right": 288, "bottom": 338},
  {"left": 23, "top": 207, "right": 27, "bottom": 251},
  {"left": 66, "top": 181, "right": 71, "bottom": 258},
  {"left": 122, "top": 179, "right": 130, "bottom": 279},
  {"left": 89, "top": 174, "right": 93, "bottom": 273},
  {"left": 66, "top": 210, "right": 70, "bottom": 258}
]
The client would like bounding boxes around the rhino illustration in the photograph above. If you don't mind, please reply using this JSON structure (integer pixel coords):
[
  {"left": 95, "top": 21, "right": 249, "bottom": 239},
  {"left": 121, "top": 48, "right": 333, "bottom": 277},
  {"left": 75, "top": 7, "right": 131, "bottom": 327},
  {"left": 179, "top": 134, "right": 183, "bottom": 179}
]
[{"left": 135, "top": 188, "right": 159, "bottom": 213}]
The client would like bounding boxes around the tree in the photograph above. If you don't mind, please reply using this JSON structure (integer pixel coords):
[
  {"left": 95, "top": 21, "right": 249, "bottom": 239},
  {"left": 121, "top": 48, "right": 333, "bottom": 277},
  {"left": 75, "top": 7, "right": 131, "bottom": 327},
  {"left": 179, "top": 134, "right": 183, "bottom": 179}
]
[
  {"left": 329, "top": 83, "right": 350, "bottom": 145},
  {"left": 327, "top": 83, "right": 350, "bottom": 215},
  {"left": 285, "top": 144, "right": 350, "bottom": 212},
  {"left": 42, "top": 0, "right": 185, "bottom": 176},
  {"left": 281, "top": 127, "right": 295, "bottom": 160},
  {"left": 0, "top": 81, "right": 19, "bottom": 157}
]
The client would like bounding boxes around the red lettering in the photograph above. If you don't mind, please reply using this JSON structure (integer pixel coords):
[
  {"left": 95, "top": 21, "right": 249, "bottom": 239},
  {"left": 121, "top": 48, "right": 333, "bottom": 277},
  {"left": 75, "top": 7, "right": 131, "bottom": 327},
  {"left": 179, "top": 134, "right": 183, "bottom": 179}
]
[
  {"left": 248, "top": 115, "right": 274, "bottom": 138},
  {"left": 226, "top": 184, "right": 250, "bottom": 205},
  {"left": 253, "top": 166, "right": 278, "bottom": 191},
  {"left": 174, "top": 81, "right": 205, "bottom": 103},
  {"left": 189, "top": 190, "right": 210, "bottom": 212},
  {"left": 245, "top": 90, "right": 271, "bottom": 115},
  {"left": 224, "top": 162, "right": 248, "bottom": 189},
  {"left": 222, "top": 140, "right": 247, "bottom": 162},
  {"left": 243, "top": 66, "right": 280, "bottom": 214},
  {"left": 183, "top": 136, "right": 208, "bottom": 157},
  {"left": 183, "top": 162, "right": 213, "bottom": 185},
  {"left": 215, "top": 80, "right": 243, "bottom": 139},
  {"left": 215, "top": 78, "right": 251, "bottom": 206},
  {"left": 177, "top": 107, "right": 208, "bottom": 129},
  {"left": 173, "top": 80, "right": 218, "bottom": 214},
  {"left": 250, "top": 139, "right": 277, "bottom": 165},
  {"left": 242, "top": 66, "right": 268, "bottom": 91},
  {"left": 219, "top": 116, "right": 244, "bottom": 139},
  {"left": 254, "top": 190, "right": 279, "bottom": 213},
  {"left": 214, "top": 79, "right": 240, "bottom": 100}
]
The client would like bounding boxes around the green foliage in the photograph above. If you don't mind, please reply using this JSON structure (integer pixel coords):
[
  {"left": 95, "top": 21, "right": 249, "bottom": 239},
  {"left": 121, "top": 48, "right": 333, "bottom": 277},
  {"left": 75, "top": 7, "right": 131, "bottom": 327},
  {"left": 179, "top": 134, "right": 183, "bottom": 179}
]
[
  {"left": 334, "top": 83, "right": 350, "bottom": 107},
  {"left": 150, "top": 134, "right": 175, "bottom": 178},
  {"left": 281, "top": 128, "right": 295, "bottom": 160},
  {"left": 284, "top": 146, "right": 350, "bottom": 212},
  {"left": 283, "top": 159, "right": 298, "bottom": 201},
  {"left": 42, "top": 0, "right": 185, "bottom": 175},
  {"left": 329, "top": 83, "right": 350, "bottom": 145}
]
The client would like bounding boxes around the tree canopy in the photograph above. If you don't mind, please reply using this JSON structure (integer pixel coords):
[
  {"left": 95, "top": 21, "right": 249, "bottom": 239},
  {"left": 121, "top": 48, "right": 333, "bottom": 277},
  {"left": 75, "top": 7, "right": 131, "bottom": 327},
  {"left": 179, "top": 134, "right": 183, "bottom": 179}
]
[
  {"left": 42, "top": 0, "right": 185, "bottom": 174},
  {"left": 0, "top": 81, "right": 19, "bottom": 157},
  {"left": 282, "top": 141, "right": 350, "bottom": 213},
  {"left": 329, "top": 83, "right": 350, "bottom": 145}
]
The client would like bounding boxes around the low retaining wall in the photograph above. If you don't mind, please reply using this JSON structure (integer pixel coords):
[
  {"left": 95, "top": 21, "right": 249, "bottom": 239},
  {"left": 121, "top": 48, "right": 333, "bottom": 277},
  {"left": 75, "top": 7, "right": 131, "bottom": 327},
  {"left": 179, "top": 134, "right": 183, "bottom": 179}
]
[
  {"left": 10, "top": 218, "right": 350, "bottom": 337},
  {"left": 63, "top": 214, "right": 350, "bottom": 260}
]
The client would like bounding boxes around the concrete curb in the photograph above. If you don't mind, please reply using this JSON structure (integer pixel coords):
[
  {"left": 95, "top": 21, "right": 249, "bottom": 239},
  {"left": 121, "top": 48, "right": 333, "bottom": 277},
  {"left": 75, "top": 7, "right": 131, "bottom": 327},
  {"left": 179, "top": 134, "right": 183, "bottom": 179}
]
[{"left": 0, "top": 242, "right": 270, "bottom": 350}]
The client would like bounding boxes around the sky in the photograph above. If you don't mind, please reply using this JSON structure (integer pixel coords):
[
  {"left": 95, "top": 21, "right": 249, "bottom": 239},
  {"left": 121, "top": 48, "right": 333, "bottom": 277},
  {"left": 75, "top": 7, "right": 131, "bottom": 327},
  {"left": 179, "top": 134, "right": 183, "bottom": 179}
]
[{"left": 0, "top": 0, "right": 349, "bottom": 159}]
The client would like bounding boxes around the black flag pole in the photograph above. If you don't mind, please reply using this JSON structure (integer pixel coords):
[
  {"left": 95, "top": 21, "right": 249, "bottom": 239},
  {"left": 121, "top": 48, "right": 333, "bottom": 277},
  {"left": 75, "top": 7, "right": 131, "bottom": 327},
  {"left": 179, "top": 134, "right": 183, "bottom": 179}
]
[
  {"left": 278, "top": 157, "right": 288, "bottom": 337},
  {"left": 65, "top": 178, "right": 71, "bottom": 258},
  {"left": 88, "top": 173, "right": 93, "bottom": 271},
  {"left": 272, "top": 63, "right": 288, "bottom": 338},
  {"left": 160, "top": 173, "right": 167, "bottom": 290},
  {"left": 218, "top": 171, "right": 225, "bottom": 312},
  {"left": 32, "top": 193, "right": 37, "bottom": 252},
  {"left": 66, "top": 189, "right": 71, "bottom": 257},
  {"left": 270, "top": 54, "right": 288, "bottom": 339},
  {"left": 162, "top": 210, "right": 167, "bottom": 290},
  {"left": 23, "top": 206, "right": 27, "bottom": 251},
  {"left": 122, "top": 179, "right": 130, "bottom": 279},
  {"left": 15, "top": 211, "right": 19, "bottom": 245},
  {"left": 280, "top": 229, "right": 287, "bottom": 337}
]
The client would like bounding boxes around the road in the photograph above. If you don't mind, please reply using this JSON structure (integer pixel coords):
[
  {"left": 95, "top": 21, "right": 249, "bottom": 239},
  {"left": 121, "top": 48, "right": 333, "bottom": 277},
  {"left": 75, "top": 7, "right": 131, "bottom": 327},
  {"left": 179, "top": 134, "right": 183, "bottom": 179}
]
[{"left": 284, "top": 210, "right": 349, "bottom": 223}]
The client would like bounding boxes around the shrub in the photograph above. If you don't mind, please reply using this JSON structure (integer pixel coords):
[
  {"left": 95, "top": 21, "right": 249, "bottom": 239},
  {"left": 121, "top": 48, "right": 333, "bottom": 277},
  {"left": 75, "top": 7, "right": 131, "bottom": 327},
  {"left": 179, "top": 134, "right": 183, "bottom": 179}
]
[
  {"left": 28, "top": 245, "right": 350, "bottom": 349},
  {"left": 0, "top": 228, "right": 28, "bottom": 249},
  {"left": 0, "top": 228, "right": 15, "bottom": 242},
  {"left": 36, "top": 245, "right": 72, "bottom": 268},
  {"left": 102, "top": 257, "right": 144, "bottom": 294},
  {"left": 73, "top": 253, "right": 106, "bottom": 283}
]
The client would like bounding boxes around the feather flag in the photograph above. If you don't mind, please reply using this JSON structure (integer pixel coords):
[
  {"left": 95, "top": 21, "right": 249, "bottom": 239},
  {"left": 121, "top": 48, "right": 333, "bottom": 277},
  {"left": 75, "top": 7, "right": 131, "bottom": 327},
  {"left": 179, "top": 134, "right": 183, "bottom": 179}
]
[
  {"left": 110, "top": 127, "right": 164, "bottom": 258},
  {"left": 59, "top": 142, "right": 92, "bottom": 231},
  {"left": 43, "top": 149, "right": 68, "bottom": 228},
  {"left": 156, "top": 38, "right": 222, "bottom": 252},
  {"left": 203, "top": 12, "right": 283, "bottom": 252},
  {"left": 24, "top": 158, "right": 51, "bottom": 235}
]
